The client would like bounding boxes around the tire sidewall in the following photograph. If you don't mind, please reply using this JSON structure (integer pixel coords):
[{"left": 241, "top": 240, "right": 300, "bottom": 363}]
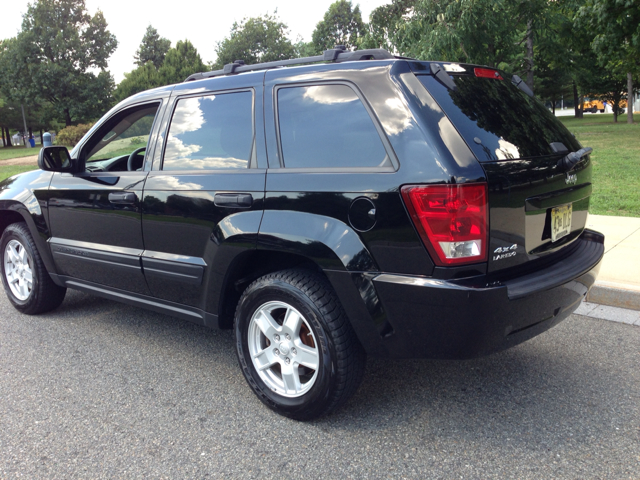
[
  {"left": 0, "top": 226, "right": 38, "bottom": 310},
  {"left": 235, "top": 277, "right": 337, "bottom": 418}
]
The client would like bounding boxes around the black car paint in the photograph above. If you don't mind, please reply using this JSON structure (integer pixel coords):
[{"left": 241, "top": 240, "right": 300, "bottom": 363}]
[{"left": 0, "top": 58, "right": 604, "bottom": 359}]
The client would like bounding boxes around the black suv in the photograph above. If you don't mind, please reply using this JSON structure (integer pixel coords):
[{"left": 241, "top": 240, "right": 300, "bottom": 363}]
[{"left": 0, "top": 48, "right": 603, "bottom": 420}]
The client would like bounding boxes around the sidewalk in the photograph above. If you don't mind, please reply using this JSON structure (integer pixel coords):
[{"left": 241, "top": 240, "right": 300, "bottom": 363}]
[{"left": 584, "top": 214, "right": 640, "bottom": 311}]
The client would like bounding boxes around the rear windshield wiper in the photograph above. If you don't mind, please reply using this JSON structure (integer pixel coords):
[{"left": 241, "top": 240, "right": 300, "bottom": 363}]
[
  {"left": 557, "top": 147, "right": 593, "bottom": 172},
  {"left": 430, "top": 63, "right": 457, "bottom": 91},
  {"left": 511, "top": 75, "right": 534, "bottom": 97}
]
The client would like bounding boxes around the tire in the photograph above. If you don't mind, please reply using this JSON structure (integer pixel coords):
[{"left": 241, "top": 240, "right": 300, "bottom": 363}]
[
  {"left": 234, "top": 269, "right": 366, "bottom": 421},
  {"left": 1, "top": 222, "right": 66, "bottom": 314}
]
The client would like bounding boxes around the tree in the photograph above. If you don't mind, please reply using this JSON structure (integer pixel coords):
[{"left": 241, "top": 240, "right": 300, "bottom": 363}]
[
  {"left": 213, "top": 14, "right": 296, "bottom": 68},
  {"left": 311, "top": 0, "right": 366, "bottom": 53},
  {"left": 158, "top": 40, "right": 207, "bottom": 85},
  {"left": 114, "top": 39, "right": 206, "bottom": 102},
  {"left": 134, "top": 25, "right": 171, "bottom": 69},
  {"left": 362, "top": 0, "right": 416, "bottom": 54},
  {"left": 114, "top": 62, "right": 162, "bottom": 103},
  {"left": 579, "top": 0, "right": 640, "bottom": 123},
  {"left": 0, "top": 0, "right": 117, "bottom": 126}
]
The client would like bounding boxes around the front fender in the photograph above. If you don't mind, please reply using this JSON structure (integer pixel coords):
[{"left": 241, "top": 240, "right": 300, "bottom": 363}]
[{"left": 0, "top": 170, "right": 57, "bottom": 276}]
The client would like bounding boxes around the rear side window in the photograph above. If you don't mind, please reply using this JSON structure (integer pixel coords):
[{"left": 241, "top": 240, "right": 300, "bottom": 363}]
[
  {"left": 163, "top": 91, "right": 254, "bottom": 170},
  {"left": 418, "top": 74, "right": 582, "bottom": 161},
  {"left": 277, "top": 84, "right": 390, "bottom": 169}
]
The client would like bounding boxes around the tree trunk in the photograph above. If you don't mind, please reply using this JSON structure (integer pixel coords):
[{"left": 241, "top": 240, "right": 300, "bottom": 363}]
[
  {"left": 612, "top": 91, "right": 621, "bottom": 122},
  {"left": 40, "top": 129, "right": 44, "bottom": 145},
  {"left": 526, "top": 20, "right": 534, "bottom": 94},
  {"left": 1, "top": 127, "right": 5, "bottom": 147},
  {"left": 573, "top": 82, "right": 583, "bottom": 118},
  {"left": 5, "top": 128, "right": 13, "bottom": 147},
  {"left": 628, "top": 72, "right": 634, "bottom": 124},
  {"left": 64, "top": 108, "right": 72, "bottom": 126}
]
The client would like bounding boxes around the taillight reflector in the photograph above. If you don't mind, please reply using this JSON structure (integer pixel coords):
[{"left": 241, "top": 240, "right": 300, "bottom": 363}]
[
  {"left": 401, "top": 184, "right": 488, "bottom": 266},
  {"left": 474, "top": 68, "right": 503, "bottom": 80}
]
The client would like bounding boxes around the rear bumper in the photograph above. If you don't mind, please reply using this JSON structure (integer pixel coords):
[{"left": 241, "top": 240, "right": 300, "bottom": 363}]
[{"left": 351, "top": 229, "right": 604, "bottom": 359}]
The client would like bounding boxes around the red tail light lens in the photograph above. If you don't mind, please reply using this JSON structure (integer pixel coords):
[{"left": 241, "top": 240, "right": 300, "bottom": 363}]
[
  {"left": 474, "top": 68, "right": 503, "bottom": 80},
  {"left": 401, "top": 184, "right": 488, "bottom": 266}
]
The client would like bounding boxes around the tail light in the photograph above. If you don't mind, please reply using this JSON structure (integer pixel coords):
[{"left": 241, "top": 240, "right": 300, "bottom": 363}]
[{"left": 401, "top": 183, "right": 488, "bottom": 266}]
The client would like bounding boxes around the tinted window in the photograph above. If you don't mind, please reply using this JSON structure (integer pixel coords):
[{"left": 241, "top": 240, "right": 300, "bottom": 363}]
[
  {"left": 418, "top": 74, "right": 581, "bottom": 161},
  {"left": 163, "top": 91, "right": 253, "bottom": 170},
  {"left": 277, "top": 85, "right": 389, "bottom": 169}
]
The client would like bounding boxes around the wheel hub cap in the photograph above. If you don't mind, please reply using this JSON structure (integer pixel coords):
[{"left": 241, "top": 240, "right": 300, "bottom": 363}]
[
  {"left": 247, "top": 301, "right": 319, "bottom": 398},
  {"left": 279, "top": 342, "right": 290, "bottom": 355},
  {"left": 4, "top": 239, "right": 34, "bottom": 301}
]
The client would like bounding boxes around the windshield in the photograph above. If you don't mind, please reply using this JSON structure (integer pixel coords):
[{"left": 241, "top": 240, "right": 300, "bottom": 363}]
[{"left": 418, "top": 71, "right": 581, "bottom": 162}]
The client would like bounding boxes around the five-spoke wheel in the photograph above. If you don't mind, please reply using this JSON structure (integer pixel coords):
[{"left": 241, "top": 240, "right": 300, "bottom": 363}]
[
  {"left": 4, "top": 239, "right": 34, "bottom": 301},
  {"left": 0, "top": 222, "right": 66, "bottom": 314},
  {"left": 234, "top": 269, "right": 366, "bottom": 420},
  {"left": 248, "top": 300, "right": 320, "bottom": 397}
]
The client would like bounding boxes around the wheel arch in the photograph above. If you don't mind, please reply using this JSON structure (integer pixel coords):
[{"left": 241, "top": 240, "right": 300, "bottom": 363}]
[{"left": 0, "top": 201, "right": 58, "bottom": 277}]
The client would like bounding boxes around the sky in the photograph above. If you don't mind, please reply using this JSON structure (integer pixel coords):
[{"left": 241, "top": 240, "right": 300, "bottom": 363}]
[{"left": 0, "top": 0, "right": 390, "bottom": 83}]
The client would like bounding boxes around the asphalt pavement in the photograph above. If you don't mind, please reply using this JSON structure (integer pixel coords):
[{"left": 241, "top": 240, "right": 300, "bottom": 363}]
[{"left": 1, "top": 289, "right": 638, "bottom": 479}]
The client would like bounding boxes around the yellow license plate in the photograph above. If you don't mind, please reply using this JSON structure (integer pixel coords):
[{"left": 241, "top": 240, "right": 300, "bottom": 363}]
[{"left": 551, "top": 204, "right": 572, "bottom": 242}]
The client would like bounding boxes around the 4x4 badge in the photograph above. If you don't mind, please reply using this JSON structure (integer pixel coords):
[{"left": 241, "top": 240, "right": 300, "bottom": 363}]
[
  {"left": 493, "top": 244, "right": 517, "bottom": 261},
  {"left": 565, "top": 173, "right": 577, "bottom": 185}
]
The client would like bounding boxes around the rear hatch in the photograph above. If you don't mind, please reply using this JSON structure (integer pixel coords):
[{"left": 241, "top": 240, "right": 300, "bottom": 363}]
[{"left": 414, "top": 63, "right": 592, "bottom": 273}]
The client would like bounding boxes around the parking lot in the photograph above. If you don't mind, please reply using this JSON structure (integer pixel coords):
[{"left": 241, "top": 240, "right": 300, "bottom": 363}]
[{"left": 1, "top": 290, "right": 638, "bottom": 479}]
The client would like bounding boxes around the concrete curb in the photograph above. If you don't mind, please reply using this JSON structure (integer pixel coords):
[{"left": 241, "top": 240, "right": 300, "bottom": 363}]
[{"left": 586, "top": 280, "right": 640, "bottom": 311}]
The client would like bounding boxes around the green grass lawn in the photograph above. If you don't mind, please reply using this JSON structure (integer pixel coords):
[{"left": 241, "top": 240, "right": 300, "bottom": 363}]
[
  {"left": 559, "top": 114, "right": 639, "bottom": 217},
  {"left": 0, "top": 145, "right": 40, "bottom": 161},
  {"left": 0, "top": 164, "right": 38, "bottom": 182}
]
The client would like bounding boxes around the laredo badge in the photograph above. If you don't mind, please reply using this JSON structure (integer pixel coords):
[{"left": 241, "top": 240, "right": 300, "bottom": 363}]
[{"left": 493, "top": 244, "right": 518, "bottom": 261}]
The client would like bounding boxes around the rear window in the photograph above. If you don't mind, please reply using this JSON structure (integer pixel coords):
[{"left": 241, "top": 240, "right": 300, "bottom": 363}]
[{"left": 418, "top": 72, "right": 581, "bottom": 161}]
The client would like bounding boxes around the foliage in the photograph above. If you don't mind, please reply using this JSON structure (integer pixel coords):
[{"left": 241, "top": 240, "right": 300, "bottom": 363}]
[
  {"left": 213, "top": 14, "right": 296, "bottom": 68},
  {"left": 55, "top": 123, "right": 94, "bottom": 146},
  {"left": 294, "top": 41, "right": 317, "bottom": 58},
  {"left": 362, "top": 0, "right": 416, "bottom": 53},
  {"left": 311, "top": 0, "right": 366, "bottom": 53},
  {"left": 158, "top": 40, "right": 207, "bottom": 84},
  {"left": 134, "top": 25, "right": 171, "bottom": 69},
  {"left": 114, "top": 62, "right": 162, "bottom": 102},
  {"left": 389, "top": 0, "right": 545, "bottom": 70},
  {"left": 580, "top": 0, "right": 640, "bottom": 70},
  {"left": 0, "top": 0, "right": 117, "bottom": 126}
]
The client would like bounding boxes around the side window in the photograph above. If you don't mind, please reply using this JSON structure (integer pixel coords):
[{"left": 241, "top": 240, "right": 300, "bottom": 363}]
[
  {"left": 277, "top": 84, "right": 390, "bottom": 169},
  {"left": 163, "top": 91, "right": 254, "bottom": 171},
  {"left": 84, "top": 103, "right": 160, "bottom": 170}
]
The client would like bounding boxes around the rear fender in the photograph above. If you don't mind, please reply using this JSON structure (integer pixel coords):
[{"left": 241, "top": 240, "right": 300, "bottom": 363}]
[
  {"left": 257, "top": 210, "right": 378, "bottom": 271},
  {"left": 256, "top": 211, "right": 390, "bottom": 353}
]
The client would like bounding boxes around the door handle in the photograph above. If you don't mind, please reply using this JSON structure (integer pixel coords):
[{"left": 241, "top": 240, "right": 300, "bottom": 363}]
[
  {"left": 214, "top": 193, "right": 253, "bottom": 207},
  {"left": 108, "top": 192, "right": 138, "bottom": 205}
]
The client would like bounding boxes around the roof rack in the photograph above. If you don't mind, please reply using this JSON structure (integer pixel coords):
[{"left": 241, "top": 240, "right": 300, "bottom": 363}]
[{"left": 184, "top": 46, "right": 396, "bottom": 82}]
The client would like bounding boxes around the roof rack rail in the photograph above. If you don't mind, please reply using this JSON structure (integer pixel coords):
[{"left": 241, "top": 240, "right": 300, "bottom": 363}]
[{"left": 184, "top": 47, "right": 396, "bottom": 82}]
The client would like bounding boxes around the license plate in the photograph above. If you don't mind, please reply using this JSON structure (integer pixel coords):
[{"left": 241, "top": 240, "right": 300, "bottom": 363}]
[{"left": 551, "top": 204, "right": 572, "bottom": 242}]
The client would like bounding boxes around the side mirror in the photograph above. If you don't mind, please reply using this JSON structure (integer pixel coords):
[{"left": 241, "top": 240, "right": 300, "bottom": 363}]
[{"left": 38, "top": 146, "right": 75, "bottom": 172}]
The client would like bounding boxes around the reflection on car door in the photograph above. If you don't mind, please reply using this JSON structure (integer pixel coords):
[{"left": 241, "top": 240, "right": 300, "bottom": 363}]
[
  {"left": 46, "top": 102, "right": 164, "bottom": 295},
  {"left": 141, "top": 78, "right": 266, "bottom": 316}
]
